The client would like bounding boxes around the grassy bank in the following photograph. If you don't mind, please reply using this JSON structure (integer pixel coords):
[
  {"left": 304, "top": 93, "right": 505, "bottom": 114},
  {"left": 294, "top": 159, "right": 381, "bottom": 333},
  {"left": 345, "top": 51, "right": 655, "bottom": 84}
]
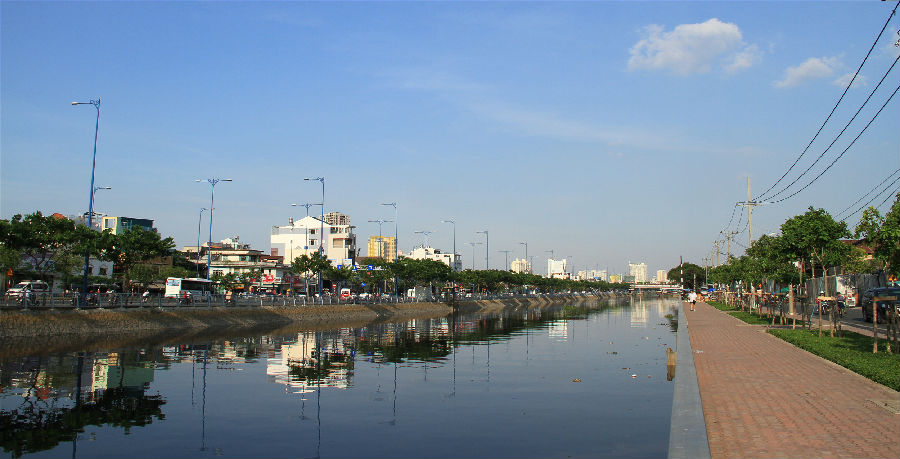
[
  {"left": 768, "top": 329, "right": 900, "bottom": 391},
  {"left": 707, "top": 300, "right": 805, "bottom": 326}
]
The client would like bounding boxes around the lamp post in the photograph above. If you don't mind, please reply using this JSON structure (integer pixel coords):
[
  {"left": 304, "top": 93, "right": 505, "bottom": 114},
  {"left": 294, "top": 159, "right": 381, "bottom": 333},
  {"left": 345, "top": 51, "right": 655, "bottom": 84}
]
[
  {"left": 476, "top": 230, "right": 489, "bottom": 270},
  {"left": 498, "top": 250, "right": 512, "bottom": 271},
  {"left": 519, "top": 242, "right": 528, "bottom": 273},
  {"left": 413, "top": 230, "right": 433, "bottom": 248},
  {"left": 195, "top": 178, "right": 232, "bottom": 280},
  {"left": 72, "top": 97, "right": 101, "bottom": 307},
  {"left": 304, "top": 177, "right": 325, "bottom": 295},
  {"left": 291, "top": 203, "right": 320, "bottom": 296},
  {"left": 368, "top": 220, "right": 393, "bottom": 259},
  {"left": 197, "top": 207, "right": 207, "bottom": 277},
  {"left": 441, "top": 220, "right": 456, "bottom": 271},
  {"left": 380, "top": 203, "right": 398, "bottom": 261},
  {"left": 86, "top": 186, "right": 112, "bottom": 229},
  {"left": 468, "top": 242, "right": 483, "bottom": 270},
  {"left": 380, "top": 203, "right": 399, "bottom": 296}
]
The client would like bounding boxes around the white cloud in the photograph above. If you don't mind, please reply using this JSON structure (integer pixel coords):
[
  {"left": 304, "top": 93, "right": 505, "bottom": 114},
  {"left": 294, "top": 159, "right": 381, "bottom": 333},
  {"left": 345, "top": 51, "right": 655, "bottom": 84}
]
[
  {"left": 725, "top": 44, "right": 762, "bottom": 74},
  {"left": 774, "top": 56, "right": 841, "bottom": 88},
  {"left": 627, "top": 18, "right": 755, "bottom": 76},
  {"left": 832, "top": 72, "right": 867, "bottom": 89}
]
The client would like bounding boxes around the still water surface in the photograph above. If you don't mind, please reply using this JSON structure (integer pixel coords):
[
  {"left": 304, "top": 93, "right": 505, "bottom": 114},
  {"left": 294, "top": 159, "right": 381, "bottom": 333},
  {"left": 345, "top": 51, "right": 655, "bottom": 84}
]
[{"left": 1, "top": 297, "right": 679, "bottom": 458}]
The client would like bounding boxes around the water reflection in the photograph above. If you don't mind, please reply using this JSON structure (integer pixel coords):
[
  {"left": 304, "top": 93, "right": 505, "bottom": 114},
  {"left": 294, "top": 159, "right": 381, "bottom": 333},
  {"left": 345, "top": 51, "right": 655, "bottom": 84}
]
[{"left": 1, "top": 297, "right": 679, "bottom": 458}]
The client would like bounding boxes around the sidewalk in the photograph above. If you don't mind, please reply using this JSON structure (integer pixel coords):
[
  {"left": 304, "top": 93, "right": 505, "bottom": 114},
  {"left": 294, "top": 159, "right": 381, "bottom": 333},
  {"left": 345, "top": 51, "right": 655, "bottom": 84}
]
[{"left": 685, "top": 301, "right": 899, "bottom": 459}]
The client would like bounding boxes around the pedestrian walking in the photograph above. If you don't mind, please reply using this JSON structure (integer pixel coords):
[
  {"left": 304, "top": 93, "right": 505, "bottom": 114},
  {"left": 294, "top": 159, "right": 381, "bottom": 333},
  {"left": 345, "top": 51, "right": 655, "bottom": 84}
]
[{"left": 688, "top": 290, "right": 697, "bottom": 311}]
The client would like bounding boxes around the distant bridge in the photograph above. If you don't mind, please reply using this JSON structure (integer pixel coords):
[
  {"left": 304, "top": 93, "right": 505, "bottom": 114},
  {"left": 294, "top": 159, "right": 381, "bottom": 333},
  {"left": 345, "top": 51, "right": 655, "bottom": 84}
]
[{"left": 629, "top": 284, "right": 681, "bottom": 292}]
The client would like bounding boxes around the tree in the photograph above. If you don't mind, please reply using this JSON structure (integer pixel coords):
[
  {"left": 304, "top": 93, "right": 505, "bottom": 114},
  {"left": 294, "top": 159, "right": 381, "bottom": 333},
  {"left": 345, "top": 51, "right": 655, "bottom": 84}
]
[
  {"left": 99, "top": 227, "right": 176, "bottom": 292},
  {"left": 855, "top": 195, "right": 900, "bottom": 277},
  {"left": 0, "top": 212, "right": 99, "bottom": 289},
  {"left": 667, "top": 262, "right": 704, "bottom": 290},
  {"left": 781, "top": 207, "right": 851, "bottom": 337}
]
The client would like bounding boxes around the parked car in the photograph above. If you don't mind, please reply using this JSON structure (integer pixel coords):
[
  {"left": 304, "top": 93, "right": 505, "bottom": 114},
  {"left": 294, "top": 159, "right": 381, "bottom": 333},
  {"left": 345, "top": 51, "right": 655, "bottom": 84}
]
[
  {"left": 7, "top": 280, "right": 50, "bottom": 298},
  {"left": 860, "top": 287, "right": 900, "bottom": 323}
]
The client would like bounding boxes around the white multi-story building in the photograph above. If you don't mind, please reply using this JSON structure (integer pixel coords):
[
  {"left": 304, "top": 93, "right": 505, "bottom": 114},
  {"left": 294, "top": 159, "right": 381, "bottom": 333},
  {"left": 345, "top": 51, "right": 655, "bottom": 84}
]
[
  {"left": 407, "top": 246, "right": 462, "bottom": 271},
  {"left": 629, "top": 262, "right": 648, "bottom": 283},
  {"left": 576, "top": 269, "right": 606, "bottom": 281},
  {"left": 511, "top": 258, "right": 530, "bottom": 274},
  {"left": 548, "top": 258, "right": 567, "bottom": 278},
  {"left": 656, "top": 269, "right": 668, "bottom": 283},
  {"left": 270, "top": 213, "right": 356, "bottom": 267}
]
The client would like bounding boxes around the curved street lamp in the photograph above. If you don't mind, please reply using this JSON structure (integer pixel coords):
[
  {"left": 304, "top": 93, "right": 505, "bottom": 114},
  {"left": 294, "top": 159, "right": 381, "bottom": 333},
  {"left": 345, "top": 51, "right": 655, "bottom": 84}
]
[
  {"left": 72, "top": 97, "right": 101, "bottom": 307},
  {"left": 196, "top": 178, "right": 232, "bottom": 279},
  {"left": 441, "top": 220, "right": 456, "bottom": 271}
]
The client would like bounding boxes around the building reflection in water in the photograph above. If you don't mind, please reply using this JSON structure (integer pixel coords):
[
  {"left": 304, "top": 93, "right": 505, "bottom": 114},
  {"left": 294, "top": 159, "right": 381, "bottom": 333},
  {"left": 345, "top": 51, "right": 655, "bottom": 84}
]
[{"left": 0, "top": 298, "right": 675, "bottom": 458}]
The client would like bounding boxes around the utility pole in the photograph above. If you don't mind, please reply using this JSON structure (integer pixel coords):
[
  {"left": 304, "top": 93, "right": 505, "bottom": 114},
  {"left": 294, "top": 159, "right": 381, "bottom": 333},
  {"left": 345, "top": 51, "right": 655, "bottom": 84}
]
[
  {"left": 713, "top": 240, "right": 720, "bottom": 267},
  {"left": 737, "top": 177, "right": 760, "bottom": 247},
  {"left": 724, "top": 231, "right": 738, "bottom": 259},
  {"left": 498, "top": 250, "right": 512, "bottom": 271}
]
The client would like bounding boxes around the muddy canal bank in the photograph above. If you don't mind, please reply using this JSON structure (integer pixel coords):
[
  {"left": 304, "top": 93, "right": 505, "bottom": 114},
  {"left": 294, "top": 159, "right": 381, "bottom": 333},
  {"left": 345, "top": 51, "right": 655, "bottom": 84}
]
[{"left": 0, "top": 294, "right": 606, "bottom": 358}]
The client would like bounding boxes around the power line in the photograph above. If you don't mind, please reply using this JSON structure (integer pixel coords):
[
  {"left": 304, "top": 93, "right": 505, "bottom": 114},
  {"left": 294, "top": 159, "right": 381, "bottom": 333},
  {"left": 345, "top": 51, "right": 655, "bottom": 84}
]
[
  {"left": 756, "top": 2, "right": 899, "bottom": 201},
  {"left": 762, "top": 54, "right": 899, "bottom": 202},
  {"left": 769, "top": 83, "right": 900, "bottom": 204},
  {"left": 841, "top": 184, "right": 899, "bottom": 224},
  {"left": 875, "top": 188, "right": 899, "bottom": 211},
  {"left": 835, "top": 168, "right": 899, "bottom": 219}
]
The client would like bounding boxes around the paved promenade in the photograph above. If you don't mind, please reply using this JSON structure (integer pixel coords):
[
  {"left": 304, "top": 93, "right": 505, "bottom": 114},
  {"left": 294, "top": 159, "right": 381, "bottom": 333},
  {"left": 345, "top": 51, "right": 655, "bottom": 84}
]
[{"left": 685, "top": 301, "right": 899, "bottom": 459}]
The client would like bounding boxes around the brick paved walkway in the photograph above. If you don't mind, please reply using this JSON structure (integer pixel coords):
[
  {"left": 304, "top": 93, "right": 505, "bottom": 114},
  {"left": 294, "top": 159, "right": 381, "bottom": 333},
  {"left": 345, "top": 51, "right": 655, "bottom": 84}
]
[{"left": 685, "top": 301, "right": 900, "bottom": 459}]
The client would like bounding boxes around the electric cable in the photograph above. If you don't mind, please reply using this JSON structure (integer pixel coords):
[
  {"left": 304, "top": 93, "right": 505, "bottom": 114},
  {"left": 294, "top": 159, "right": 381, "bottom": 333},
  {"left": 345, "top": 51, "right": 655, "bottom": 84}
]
[
  {"left": 841, "top": 183, "right": 899, "bottom": 224},
  {"left": 756, "top": 2, "right": 899, "bottom": 201},
  {"left": 769, "top": 83, "right": 900, "bottom": 204},
  {"left": 762, "top": 54, "right": 899, "bottom": 202},
  {"left": 835, "top": 168, "right": 899, "bottom": 219}
]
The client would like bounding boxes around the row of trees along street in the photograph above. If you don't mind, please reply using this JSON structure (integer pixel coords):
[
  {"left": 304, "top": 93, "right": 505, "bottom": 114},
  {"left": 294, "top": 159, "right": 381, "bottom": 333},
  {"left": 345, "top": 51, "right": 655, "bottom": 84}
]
[
  {"left": 1, "top": 212, "right": 188, "bottom": 293},
  {"left": 1, "top": 211, "right": 629, "bottom": 299},
  {"left": 267, "top": 252, "right": 630, "bottom": 297},
  {"left": 674, "top": 196, "right": 900, "bottom": 353}
]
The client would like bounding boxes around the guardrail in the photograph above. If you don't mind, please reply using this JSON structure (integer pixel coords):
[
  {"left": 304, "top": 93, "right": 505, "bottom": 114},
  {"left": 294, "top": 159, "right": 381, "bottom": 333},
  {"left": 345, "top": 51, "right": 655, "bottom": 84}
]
[{"left": 0, "top": 291, "right": 613, "bottom": 311}]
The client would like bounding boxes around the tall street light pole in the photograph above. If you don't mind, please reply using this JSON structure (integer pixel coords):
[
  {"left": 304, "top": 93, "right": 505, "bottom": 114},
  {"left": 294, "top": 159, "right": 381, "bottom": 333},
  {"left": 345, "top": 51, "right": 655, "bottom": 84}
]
[
  {"left": 90, "top": 186, "right": 111, "bottom": 225},
  {"left": 380, "top": 203, "right": 398, "bottom": 261},
  {"left": 380, "top": 203, "right": 399, "bottom": 297},
  {"left": 498, "top": 250, "right": 512, "bottom": 271},
  {"left": 197, "top": 207, "right": 207, "bottom": 277},
  {"left": 304, "top": 177, "right": 325, "bottom": 255},
  {"left": 442, "top": 220, "right": 456, "bottom": 271},
  {"left": 305, "top": 177, "right": 325, "bottom": 295},
  {"left": 519, "top": 242, "right": 528, "bottom": 273},
  {"left": 196, "top": 178, "right": 232, "bottom": 279},
  {"left": 368, "top": 220, "right": 393, "bottom": 259},
  {"left": 476, "top": 230, "right": 489, "bottom": 270},
  {"left": 468, "top": 242, "right": 482, "bottom": 270},
  {"left": 414, "top": 230, "right": 433, "bottom": 248},
  {"left": 291, "top": 202, "right": 320, "bottom": 296},
  {"left": 72, "top": 97, "right": 100, "bottom": 307}
]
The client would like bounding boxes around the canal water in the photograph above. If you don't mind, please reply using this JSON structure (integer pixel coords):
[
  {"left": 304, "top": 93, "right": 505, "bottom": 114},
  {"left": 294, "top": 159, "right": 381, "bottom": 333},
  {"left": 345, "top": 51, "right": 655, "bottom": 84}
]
[{"left": 1, "top": 297, "right": 680, "bottom": 458}]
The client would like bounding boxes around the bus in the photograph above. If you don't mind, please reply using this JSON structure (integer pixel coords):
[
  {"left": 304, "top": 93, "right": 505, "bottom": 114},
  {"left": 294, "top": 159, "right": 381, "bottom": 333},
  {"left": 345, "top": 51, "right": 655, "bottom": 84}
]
[{"left": 164, "top": 277, "right": 216, "bottom": 298}]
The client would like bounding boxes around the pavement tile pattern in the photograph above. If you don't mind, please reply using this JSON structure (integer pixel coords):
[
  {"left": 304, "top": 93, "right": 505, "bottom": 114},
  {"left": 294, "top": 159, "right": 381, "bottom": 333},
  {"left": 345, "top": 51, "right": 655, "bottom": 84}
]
[{"left": 686, "top": 301, "right": 900, "bottom": 459}]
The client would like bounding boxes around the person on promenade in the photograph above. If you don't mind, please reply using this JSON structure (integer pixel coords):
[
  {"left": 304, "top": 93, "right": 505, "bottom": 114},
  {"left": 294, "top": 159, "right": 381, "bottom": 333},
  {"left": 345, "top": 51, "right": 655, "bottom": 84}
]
[{"left": 688, "top": 290, "right": 697, "bottom": 311}]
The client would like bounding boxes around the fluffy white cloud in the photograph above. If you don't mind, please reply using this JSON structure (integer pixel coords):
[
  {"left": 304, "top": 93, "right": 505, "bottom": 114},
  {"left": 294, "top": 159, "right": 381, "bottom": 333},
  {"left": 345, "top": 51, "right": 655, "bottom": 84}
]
[
  {"left": 725, "top": 44, "right": 762, "bottom": 74},
  {"left": 832, "top": 72, "right": 867, "bottom": 89},
  {"left": 774, "top": 56, "right": 841, "bottom": 88},
  {"left": 627, "top": 18, "right": 756, "bottom": 76}
]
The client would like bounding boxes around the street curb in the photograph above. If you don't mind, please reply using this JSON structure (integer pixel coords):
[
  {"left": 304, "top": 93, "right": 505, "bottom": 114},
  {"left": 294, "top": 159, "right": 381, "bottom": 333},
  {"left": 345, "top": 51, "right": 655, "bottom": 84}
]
[{"left": 667, "top": 304, "right": 711, "bottom": 459}]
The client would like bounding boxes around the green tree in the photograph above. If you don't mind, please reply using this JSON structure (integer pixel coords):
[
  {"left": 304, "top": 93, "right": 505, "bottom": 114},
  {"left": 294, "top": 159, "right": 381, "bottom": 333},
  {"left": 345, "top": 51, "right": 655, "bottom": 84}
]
[
  {"left": 781, "top": 207, "right": 851, "bottom": 337},
  {"left": 854, "top": 195, "right": 900, "bottom": 277},
  {"left": 99, "top": 227, "right": 176, "bottom": 292},
  {"left": 667, "top": 262, "right": 704, "bottom": 290},
  {"left": 0, "top": 212, "right": 99, "bottom": 289}
]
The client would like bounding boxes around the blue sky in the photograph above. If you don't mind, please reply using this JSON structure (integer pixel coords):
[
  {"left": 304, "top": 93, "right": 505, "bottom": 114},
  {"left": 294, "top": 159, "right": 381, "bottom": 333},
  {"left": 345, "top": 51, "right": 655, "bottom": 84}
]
[{"left": 2, "top": 1, "right": 898, "bottom": 277}]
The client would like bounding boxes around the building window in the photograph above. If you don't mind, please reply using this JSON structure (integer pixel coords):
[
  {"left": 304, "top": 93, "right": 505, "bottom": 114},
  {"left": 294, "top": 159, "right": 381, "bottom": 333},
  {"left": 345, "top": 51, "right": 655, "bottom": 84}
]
[{"left": 99, "top": 267, "right": 108, "bottom": 275}]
